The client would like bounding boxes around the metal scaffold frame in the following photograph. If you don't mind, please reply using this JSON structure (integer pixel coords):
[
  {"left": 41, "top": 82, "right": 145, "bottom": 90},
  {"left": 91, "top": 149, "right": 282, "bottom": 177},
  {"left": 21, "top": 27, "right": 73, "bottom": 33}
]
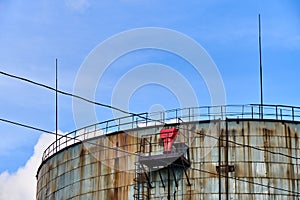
[{"left": 133, "top": 123, "right": 191, "bottom": 200}]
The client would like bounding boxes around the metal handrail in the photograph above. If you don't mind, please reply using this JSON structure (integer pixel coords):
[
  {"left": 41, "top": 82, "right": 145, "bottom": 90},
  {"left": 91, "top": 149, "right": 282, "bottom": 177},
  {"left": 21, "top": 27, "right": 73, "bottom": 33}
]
[{"left": 42, "top": 104, "right": 300, "bottom": 161}]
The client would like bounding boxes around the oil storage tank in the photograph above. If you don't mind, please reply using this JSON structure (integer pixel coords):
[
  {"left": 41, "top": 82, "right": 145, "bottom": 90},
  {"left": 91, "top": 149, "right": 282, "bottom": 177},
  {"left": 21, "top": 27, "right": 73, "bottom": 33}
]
[{"left": 36, "top": 104, "right": 300, "bottom": 199}]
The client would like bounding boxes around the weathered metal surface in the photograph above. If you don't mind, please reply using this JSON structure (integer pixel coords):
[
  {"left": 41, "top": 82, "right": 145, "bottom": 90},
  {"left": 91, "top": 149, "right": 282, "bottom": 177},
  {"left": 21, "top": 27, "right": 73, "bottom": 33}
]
[{"left": 37, "top": 120, "right": 300, "bottom": 199}]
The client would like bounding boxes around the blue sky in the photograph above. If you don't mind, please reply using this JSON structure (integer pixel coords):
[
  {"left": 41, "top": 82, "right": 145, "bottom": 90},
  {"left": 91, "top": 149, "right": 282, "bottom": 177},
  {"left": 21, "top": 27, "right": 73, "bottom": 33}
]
[{"left": 0, "top": 0, "right": 299, "bottom": 198}]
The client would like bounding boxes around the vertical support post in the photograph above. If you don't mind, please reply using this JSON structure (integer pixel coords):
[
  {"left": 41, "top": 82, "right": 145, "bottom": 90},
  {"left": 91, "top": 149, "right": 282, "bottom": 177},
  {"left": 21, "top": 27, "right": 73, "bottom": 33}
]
[
  {"left": 242, "top": 105, "right": 244, "bottom": 119},
  {"left": 218, "top": 120, "right": 222, "bottom": 200},
  {"left": 168, "top": 166, "right": 171, "bottom": 200},
  {"left": 259, "top": 14, "right": 264, "bottom": 119},
  {"left": 106, "top": 121, "right": 108, "bottom": 134},
  {"left": 221, "top": 106, "right": 223, "bottom": 119},
  {"left": 137, "top": 175, "right": 140, "bottom": 200},
  {"left": 55, "top": 58, "right": 58, "bottom": 153},
  {"left": 147, "top": 176, "right": 151, "bottom": 200},
  {"left": 149, "top": 137, "right": 152, "bottom": 156},
  {"left": 132, "top": 115, "right": 134, "bottom": 129},
  {"left": 225, "top": 118, "right": 229, "bottom": 200}
]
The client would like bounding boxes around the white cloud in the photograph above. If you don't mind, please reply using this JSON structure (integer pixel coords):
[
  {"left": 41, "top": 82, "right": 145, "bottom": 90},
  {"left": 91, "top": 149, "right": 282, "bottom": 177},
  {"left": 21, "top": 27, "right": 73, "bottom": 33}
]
[
  {"left": 0, "top": 133, "right": 56, "bottom": 200},
  {"left": 65, "top": 0, "right": 90, "bottom": 12}
]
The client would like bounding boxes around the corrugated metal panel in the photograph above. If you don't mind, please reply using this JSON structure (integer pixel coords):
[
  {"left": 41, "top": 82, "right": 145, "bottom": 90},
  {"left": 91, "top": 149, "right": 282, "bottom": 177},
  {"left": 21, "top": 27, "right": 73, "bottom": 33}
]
[{"left": 36, "top": 120, "right": 300, "bottom": 199}]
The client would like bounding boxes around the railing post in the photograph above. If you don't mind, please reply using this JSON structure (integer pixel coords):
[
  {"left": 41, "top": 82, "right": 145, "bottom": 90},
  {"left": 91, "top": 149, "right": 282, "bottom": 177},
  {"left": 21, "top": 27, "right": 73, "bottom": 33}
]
[
  {"left": 106, "top": 122, "right": 108, "bottom": 134},
  {"left": 221, "top": 106, "right": 223, "bottom": 119},
  {"left": 280, "top": 109, "right": 283, "bottom": 121},
  {"left": 251, "top": 106, "right": 254, "bottom": 119},
  {"left": 136, "top": 117, "right": 138, "bottom": 128},
  {"left": 292, "top": 107, "right": 294, "bottom": 121},
  {"left": 132, "top": 115, "right": 134, "bottom": 129},
  {"left": 242, "top": 105, "right": 244, "bottom": 119},
  {"left": 276, "top": 106, "right": 278, "bottom": 120}
]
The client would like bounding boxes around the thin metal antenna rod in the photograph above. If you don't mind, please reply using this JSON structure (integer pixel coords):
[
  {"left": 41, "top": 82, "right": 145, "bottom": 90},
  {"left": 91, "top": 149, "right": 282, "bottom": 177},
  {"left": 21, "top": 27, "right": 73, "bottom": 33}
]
[
  {"left": 259, "top": 14, "right": 263, "bottom": 119},
  {"left": 55, "top": 58, "right": 58, "bottom": 152}
]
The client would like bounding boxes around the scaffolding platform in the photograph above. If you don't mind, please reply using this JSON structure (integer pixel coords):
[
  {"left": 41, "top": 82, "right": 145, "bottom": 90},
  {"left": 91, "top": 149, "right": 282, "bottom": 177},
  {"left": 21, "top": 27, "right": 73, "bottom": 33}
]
[
  {"left": 140, "top": 152, "right": 190, "bottom": 169},
  {"left": 139, "top": 143, "right": 190, "bottom": 169}
]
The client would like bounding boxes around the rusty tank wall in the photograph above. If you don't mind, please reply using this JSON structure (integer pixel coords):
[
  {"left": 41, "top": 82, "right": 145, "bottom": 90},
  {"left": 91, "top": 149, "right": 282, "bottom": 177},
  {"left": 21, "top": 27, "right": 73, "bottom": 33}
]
[{"left": 36, "top": 120, "right": 300, "bottom": 199}]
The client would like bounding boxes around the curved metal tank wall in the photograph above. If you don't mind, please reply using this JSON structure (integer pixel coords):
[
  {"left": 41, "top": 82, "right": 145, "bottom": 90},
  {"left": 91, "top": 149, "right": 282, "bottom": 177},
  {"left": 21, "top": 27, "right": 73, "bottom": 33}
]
[{"left": 36, "top": 120, "right": 300, "bottom": 199}]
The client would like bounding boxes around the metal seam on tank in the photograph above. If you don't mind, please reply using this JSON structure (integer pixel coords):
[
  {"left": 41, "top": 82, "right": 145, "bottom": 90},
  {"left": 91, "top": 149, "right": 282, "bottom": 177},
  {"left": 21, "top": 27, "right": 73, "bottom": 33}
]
[{"left": 288, "top": 125, "right": 297, "bottom": 197}]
